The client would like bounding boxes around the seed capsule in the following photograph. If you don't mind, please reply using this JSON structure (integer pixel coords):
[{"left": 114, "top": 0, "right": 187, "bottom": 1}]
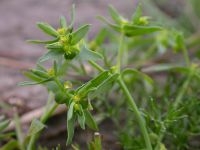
[
  {"left": 64, "top": 81, "right": 73, "bottom": 89},
  {"left": 55, "top": 91, "right": 67, "bottom": 104}
]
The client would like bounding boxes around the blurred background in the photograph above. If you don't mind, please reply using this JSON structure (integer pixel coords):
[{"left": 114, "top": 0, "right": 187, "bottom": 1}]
[{"left": 0, "top": 0, "right": 200, "bottom": 148}]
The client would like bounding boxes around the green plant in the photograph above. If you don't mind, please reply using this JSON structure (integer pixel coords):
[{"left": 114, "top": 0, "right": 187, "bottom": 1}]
[
  {"left": 0, "top": 116, "right": 19, "bottom": 150},
  {"left": 1, "top": 2, "right": 200, "bottom": 150},
  {"left": 21, "top": 4, "right": 160, "bottom": 150}
]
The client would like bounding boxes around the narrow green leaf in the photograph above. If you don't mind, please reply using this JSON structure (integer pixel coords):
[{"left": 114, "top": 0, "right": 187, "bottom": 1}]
[
  {"left": 95, "top": 73, "right": 119, "bottom": 90},
  {"left": 108, "top": 5, "right": 123, "bottom": 24},
  {"left": 38, "top": 49, "right": 64, "bottom": 62},
  {"left": 27, "top": 38, "right": 59, "bottom": 44},
  {"left": 131, "top": 4, "right": 142, "bottom": 23},
  {"left": 16, "top": 113, "right": 28, "bottom": 150},
  {"left": 0, "top": 140, "right": 19, "bottom": 150},
  {"left": 78, "top": 106, "right": 85, "bottom": 129},
  {"left": 22, "top": 70, "right": 44, "bottom": 83},
  {"left": 174, "top": 32, "right": 185, "bottom": 52},
  {"left": 36, "top": 64, "right": 47, "bottom": 72},
  {"left": 18, "top": 81, "right": 40, "bottom": 86},
  {"left": 60, "top": 16, "right": 67, "bottom": 28},
  {"left": 122, "top": 69, "right": 153, "bottom": 85},
  {"left": 84, "top": 110, "right": 98, "bottom": 131},
  {"left": 0, "top": 120, "right": 9, "bottom": 132},
  {"left": 68, "top": 102, "right": 75, "bottom": 121},
  {"left": 37, "top": 22, "right": 59, "bottom": 37},
  {"left": 78, "top": 45, "right": 103, "bottom": 61},
  {"left": 70, "top": 4, "right": 75, "bottom": 27},
  {"left": 123, "top": 24, "right": 162, "bottom": 36},
  {"left": 66, "top": 116, "right": 76, "bottom": 145},
  {"left": 89, "top": 73, "right": 119, "bottom": 99},
  {"left": 71, "top": 25, "right": 90, "bottom": 45},
  {"left": 28, "top": 119, "right": 46, "bottom": 136},
  {"left": 122, "top": 69, "right": 154, "bottom": 92},
  {"left": 98, "top": 16, "right": 121, "bottom": 32},
  {"left": 90, "top": 28, "right": 107, "bottom": 48},
  {"left": 31, "top": 69, "right": 49, "bottom": 79},
  {"left": 0, "top": 132, "right": 15, "bottom": 140},
  {"left": 142, "top": 64, "right": 187, "bottom": 73},
  {"left": 53, "top": 61, "right": 58, "bottom": 75},
  {"left": 77, "top": 71, "right": 110, "bottom": 97},
  {"left": 18, "top": 78, "right": 53, "bottom": 86},
  {"left": 46, "top": 42, "right": 63, "bottom": 50}
]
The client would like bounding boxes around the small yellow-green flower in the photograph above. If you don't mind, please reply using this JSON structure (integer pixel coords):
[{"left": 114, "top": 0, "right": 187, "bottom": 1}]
[{"left": 57, "top": 28, "right": 67, "bottom": 35}]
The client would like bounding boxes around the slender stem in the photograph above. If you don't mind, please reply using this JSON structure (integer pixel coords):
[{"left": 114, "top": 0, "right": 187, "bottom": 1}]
[
  {"left": 54, "top": 77, "right": 64, "bottom": 91},
  {"left": 174, "top": 70, "right": 193, "bottom": 108},
  {"left": 182, "top": 46, "right": 190, "bottom": 67},
  {"left": 117, "top": 76, "right": 152, "bottom": 150},
  {"left": 14, "top": 112, "right": 25, "bottom": 150},
  {"left": 27, "top": 94, "right": 58, "bottom": 150},
  {"left": 116, "top": 33, "right": 124, "bottom": 72},
  {"left": 40, "top": 103, "right": 59, "bottom": 123},
  {"left": 88, "top": 60, "right": 104, "bottom": 72},
  {"left": 79, "top": 60, "right": 87, "bottom": 75},
  {"left": 155, "top": 123, "right": 165, "bottom": 150}
]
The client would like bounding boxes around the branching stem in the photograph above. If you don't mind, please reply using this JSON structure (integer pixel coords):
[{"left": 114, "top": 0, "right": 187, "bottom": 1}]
[{"left": 89, "top": 60, "right": 152, "bottom": 150}]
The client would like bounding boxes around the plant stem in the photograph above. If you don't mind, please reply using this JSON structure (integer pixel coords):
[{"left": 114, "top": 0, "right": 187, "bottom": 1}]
[
  {"left": 116, "top": 33, "right": 124, "bottom": 72},
  {"left": 182, "top": 46, "right": 190, "bottom": 67},
  {"left": 40, "top": 103, "right": 59, "bottom": 123},
  {"left": 79, "top": 60, "right": 87, "bottom": 75},
  {"left": 54, "top": 77, "right": 65, "bottom": 91},
  {"left": 14, "top": 112, "right": 25, "bottom": 150},
  {"left": 89, "top": 54, "right": 152, "bottom": 149},
  {"left": 88, "top": 60, "right": 104, "bottom": 72},
  {"left": 174, "top": 70, "right": 193, "bottom": 108},
  {"left": 117, "top": 76, "right": 152, "bottom": 150},
  {"left": 27, "top": 94, "right": 58, "bottom": 150}
]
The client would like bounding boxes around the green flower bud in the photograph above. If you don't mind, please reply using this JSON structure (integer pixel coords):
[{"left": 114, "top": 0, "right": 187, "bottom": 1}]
[
  {"left": 74, "top": 103, "right": 80, "bottom": 111},
  {"left": 149, "top": 133, "right": 158, "bottom": 145},
  {"left": 47, "top": 68, "right": 55, "bottom": 76},
  {"left": 64, "top": 81, "right": 73, "bottom": 89},
  {"left": 138, "top": 16, "right": 150, "bottom": 25},
  {"left": 59, "top": 36, "right": 69, "bottom": 44},
  {"left": 64, "top": 46, "right": 80, "bottom": 60},
  {"left": 73, "top": 94, "right": 81, "bottom": 102},
  {"left": 57, "top": 28, "right": 67, "bottom": 35},
  {"left": 55, "top": 91, "right": 67, "bottom": 104}
]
